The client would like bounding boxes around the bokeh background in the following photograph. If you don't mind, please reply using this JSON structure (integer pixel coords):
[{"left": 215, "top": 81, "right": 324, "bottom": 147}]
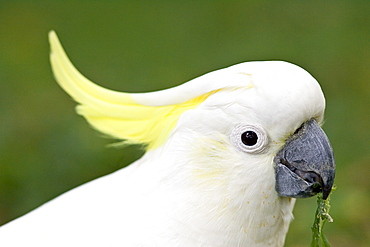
[{"left": 0, "top": 1, "right": 369, "bottom": 246}]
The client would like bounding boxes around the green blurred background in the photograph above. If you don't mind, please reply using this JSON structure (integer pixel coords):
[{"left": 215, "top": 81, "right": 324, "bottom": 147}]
[{"left": 0, "top": 1, "right": 369, "bottom": 246}]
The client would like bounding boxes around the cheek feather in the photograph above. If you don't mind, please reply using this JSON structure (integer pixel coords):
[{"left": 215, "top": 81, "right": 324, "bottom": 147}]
[{"left": 189, "top": 136, "right": 231, "bottom": 186}]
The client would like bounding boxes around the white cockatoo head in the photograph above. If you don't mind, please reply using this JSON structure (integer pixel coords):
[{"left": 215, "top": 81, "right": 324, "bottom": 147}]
[{"left": 49, "top": 31, "right": 335, "bottom": 245}]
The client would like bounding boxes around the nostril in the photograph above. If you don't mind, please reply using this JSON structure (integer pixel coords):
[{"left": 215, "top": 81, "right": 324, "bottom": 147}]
[{"left": 293, "top": 124, "right": 304, "bottom": 135}]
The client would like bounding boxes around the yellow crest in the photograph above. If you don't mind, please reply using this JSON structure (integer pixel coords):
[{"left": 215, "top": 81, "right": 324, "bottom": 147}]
[{"left": 49, "top": 31, "right": 220, "bottom": 150}]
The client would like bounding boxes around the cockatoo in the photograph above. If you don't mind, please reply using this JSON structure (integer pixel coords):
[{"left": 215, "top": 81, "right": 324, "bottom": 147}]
[{"left": 0, "top": 31, "right": 335, "bottom": 247}]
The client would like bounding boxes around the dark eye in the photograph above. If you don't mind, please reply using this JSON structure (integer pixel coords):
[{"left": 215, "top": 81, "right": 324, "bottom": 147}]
[
  {"left": 241, "top": 131, "right": 258, "bottom": 146},
  {"left": 231, "top": 124, "right": 268, "bottom": 153}
]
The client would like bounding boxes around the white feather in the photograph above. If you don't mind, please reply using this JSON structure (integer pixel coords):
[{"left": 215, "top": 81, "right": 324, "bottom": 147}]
[{"left": 0, "top": 33, "right": 327, "bottom": 246}]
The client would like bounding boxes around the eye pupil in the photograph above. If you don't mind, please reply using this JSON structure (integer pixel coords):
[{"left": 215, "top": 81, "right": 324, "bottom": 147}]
[{"left": 241, "top": 131, "right": 258, "bottom": 146}]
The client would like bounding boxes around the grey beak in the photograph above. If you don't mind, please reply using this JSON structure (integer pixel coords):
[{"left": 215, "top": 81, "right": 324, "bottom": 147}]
[{"left": 274, "top": 119, "right": 335, "bottom": 200}]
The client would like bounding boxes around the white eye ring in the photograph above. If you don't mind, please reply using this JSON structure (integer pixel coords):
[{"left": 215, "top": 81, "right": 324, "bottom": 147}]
[{"left": 231, "top": 124, "right": 268, "bottom": 153}]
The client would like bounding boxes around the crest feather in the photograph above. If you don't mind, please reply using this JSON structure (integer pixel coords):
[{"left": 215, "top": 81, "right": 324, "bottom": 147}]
[{"left": 49, "top": 31, "right": 221, "bottom": 149}]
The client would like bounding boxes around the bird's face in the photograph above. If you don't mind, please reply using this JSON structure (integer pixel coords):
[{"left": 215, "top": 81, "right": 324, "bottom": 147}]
[
  {"left": 48, "top": 32, "right": 335, "bottom": 200},
  {"left": 49, "top": 31, "right": 335, "bottom": 245},
  {"left": 174, "top": 61, "right": 335, "bottom": 200}
]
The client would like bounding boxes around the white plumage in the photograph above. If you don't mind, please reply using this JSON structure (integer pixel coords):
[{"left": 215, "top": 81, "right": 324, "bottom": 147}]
[{"left": 0, "top": 31, "right": 335, "bottom": 247}]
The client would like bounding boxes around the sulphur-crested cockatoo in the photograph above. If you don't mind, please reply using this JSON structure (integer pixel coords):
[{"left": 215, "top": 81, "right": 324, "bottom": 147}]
[{"left": 0, "top": 31, "right": 335, "bottom": 247}]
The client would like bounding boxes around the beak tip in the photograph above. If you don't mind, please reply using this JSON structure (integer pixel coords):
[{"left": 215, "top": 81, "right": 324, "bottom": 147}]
[{"left": 321, "top": 182, "right": 334, "bottom": 200}]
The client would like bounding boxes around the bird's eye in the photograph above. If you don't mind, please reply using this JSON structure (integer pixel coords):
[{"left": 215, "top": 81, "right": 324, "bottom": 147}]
[
  {"left": 241, "top": 131, "right": 258, "bottom": 146},
  {"left": 231, "top": 124, "right": 268, "bottom": 153}
]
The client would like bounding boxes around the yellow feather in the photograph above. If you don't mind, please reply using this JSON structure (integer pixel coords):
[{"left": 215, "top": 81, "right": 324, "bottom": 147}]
[{"left": 49, "top": 31, "right": 218, "bottom": 150}]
